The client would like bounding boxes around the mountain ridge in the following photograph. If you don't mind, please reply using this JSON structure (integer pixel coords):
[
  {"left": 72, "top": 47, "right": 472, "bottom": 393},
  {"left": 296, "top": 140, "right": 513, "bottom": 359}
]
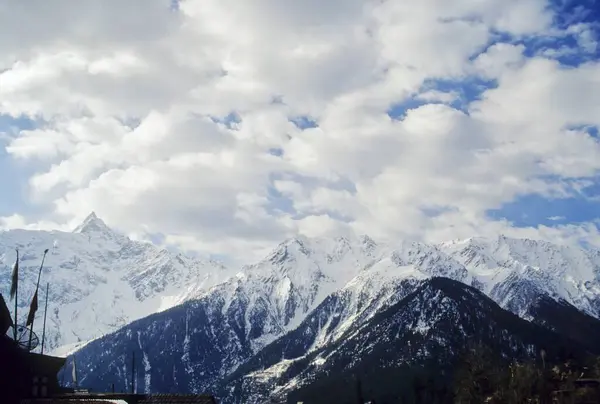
[
  {"left": 0, "top": 212, "right": 232, "bottom": 355},
  {"left": 283, "top": 276, "right": 598, "bottom": 404},
  {"left": 67, "top": 276, "right": 600, "bottom": 403},
  {"left": 4, "top": 215, "right": 600, "bottom": 401}
]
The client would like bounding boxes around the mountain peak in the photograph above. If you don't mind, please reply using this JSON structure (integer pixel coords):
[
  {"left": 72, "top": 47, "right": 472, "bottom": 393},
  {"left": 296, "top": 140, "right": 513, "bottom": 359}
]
[{"left": 73, "top": 211, "right": 113, "bottom": 234}]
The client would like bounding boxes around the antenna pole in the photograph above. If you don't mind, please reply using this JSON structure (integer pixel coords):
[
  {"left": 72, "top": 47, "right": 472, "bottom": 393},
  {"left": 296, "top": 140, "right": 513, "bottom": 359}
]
[
  {"left": 40, "top": 283, "right": 50, "bottom": 354},
  {"left": 13, "top": 249, "right": 19, "bottom": 341},
  {"left": 28, "top": 249, "right": 49, "bottom": 351}
]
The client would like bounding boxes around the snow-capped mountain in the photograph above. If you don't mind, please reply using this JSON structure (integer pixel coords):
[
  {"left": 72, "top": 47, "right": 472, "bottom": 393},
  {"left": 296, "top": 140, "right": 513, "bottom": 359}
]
[
  {"left": 68, "top": 276, "right": 600, "bottom": 403},
  {"left": 286, "top": 277, "right": 600, "bottom": 404},
  {"left": 60, "top": 233, "right": 600, "bottom": 402},
  {"left": 5, "top": 221, "right": 600, "bottom": 401},
  {"left": 0, "top": 212, "right": 232, "bottom": 355},
  {"left": 227, "top": 233, "right": 600, "bottom": 342},
  {"left": 439, "top": 236, "right": 600, "bottom": 320},
  {"left": 60, "top": 240, "right": 359, "bottom": 396},
  {"left": 63, "top": 235, "right": 389, "bottom": 394},
  {"left": 222, "top": 277, "right": 595, "bottom": 404},
  {"left": 245, "top": 233, "right": 600, "bottom": 336}
]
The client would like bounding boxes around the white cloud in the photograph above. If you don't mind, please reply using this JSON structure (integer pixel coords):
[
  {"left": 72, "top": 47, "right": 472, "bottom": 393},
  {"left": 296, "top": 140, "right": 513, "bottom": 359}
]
[
  {"left": 0, "top": 213, "right": 66, "bottom": 232},
  {"left": 416, "top": 90, "right": 460, "bottom": 104},
  {"left": 1, "top": 0, "right": 600, "bottom": 263},
  {"left": 472, "top": 43, "right": 526, "bottom": 78},
  {"left": 567, "top": 23, "right": 599, "bottom": 54}
]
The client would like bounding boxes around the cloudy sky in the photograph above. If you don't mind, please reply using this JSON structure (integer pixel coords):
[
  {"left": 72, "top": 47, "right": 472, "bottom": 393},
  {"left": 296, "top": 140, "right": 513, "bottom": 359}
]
[{"left": 1, "top": 0, "right": 599, "bottom": 264}]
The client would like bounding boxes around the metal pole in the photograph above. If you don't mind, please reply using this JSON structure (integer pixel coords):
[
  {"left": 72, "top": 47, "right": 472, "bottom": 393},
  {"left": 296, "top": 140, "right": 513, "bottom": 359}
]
[
  {"left": 28, "top": 249, "right": 48, "bottom": 351},
  {"left": 13, "top": 249, "right": 19, "bottom": 341},
  {"left": 40, "top": 283, "right": 49, "bottom": 354}
]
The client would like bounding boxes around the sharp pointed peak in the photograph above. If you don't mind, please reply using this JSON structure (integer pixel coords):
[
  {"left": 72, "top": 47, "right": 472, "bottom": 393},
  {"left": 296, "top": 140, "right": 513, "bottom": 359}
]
[
  {"left": 80, "top": 211, "right": 99, "bottom": 223},
  {"left": 73, "top": 211, "right": 112, "bottom": 234}
]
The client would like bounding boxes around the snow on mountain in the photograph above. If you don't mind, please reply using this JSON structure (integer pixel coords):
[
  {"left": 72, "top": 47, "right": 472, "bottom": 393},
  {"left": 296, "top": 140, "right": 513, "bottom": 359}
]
[
  {"left": 65, "top": 235, "right": 471, "bottom": 395},
  {"left": 267, "top": 233, "right": 600, "bottom": 330},
  {"left": 439, "top": 235, "right": 600, "bottom": 319},
  {"left": 194, "top": 234, "right": 470, "bottom": 354},
  {"left": 0, "top": 212, "right": 232, "bottom": 355},
  {"left": 64, "top": 231, "right": 600, "bottom": 402},
  {"left": 188, "top": 234, "right": 385, "bottom": 354},
  {"left": 220, "top": 277, "right": 598, "bottom": 403},
  {"left": 4, "top": 218, "right": 600, "bottom": 360},
  {"left": 270, "top": 238, "right": 471, "bottom": 354},
  {"left": 5, "top": 214, "right": 600, "bottom": 401}
]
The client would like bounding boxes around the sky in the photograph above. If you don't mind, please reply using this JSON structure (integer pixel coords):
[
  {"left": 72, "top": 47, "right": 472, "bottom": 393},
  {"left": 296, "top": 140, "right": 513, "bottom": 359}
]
[{"left": 0, "top": 0, "right": 599, "bottom": 264}]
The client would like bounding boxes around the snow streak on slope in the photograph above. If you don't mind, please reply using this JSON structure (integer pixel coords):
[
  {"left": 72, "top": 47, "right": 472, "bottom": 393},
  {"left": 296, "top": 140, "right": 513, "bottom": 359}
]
[
  {"left": 0, "top": 212, "right": 232, "bottom": 354},
  {"left": 186, "top": 235, "right": 385, "bottom": 354},
  {"left": 288, "top": 239, "right": 471, "bottom": 354},
  {"left": 222, "top": 277, "right": 591, "bottom": 404}
]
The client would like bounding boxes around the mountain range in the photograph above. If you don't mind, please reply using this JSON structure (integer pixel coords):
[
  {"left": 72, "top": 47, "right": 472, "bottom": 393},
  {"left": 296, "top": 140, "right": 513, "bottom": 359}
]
[
  {"left": 3, "top": 214, "right": 600, "bottom": 402},
  {"left": 0, "top": 212, "right": 232, "bottom": 355}
]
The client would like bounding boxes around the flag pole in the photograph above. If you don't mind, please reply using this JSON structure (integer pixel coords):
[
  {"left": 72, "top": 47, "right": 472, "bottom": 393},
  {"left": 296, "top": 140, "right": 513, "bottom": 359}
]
[
  {"left": 41, "top": 282, "right": 50, "bottom": 355},
  {"left": 27, "top": 249, "right": 49, "bottom": 351},
  {"left": 10, "top": 249, "right": 19, "bottom": 341}
]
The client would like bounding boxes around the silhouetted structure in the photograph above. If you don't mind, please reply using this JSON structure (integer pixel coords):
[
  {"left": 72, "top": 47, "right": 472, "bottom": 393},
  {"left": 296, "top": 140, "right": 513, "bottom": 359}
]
[
  {"left": 1, "top": 294, "right": 67, "bottom": 403},
  {"left": 1, "top": 291, "right": 217, "bottom": 404}
]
